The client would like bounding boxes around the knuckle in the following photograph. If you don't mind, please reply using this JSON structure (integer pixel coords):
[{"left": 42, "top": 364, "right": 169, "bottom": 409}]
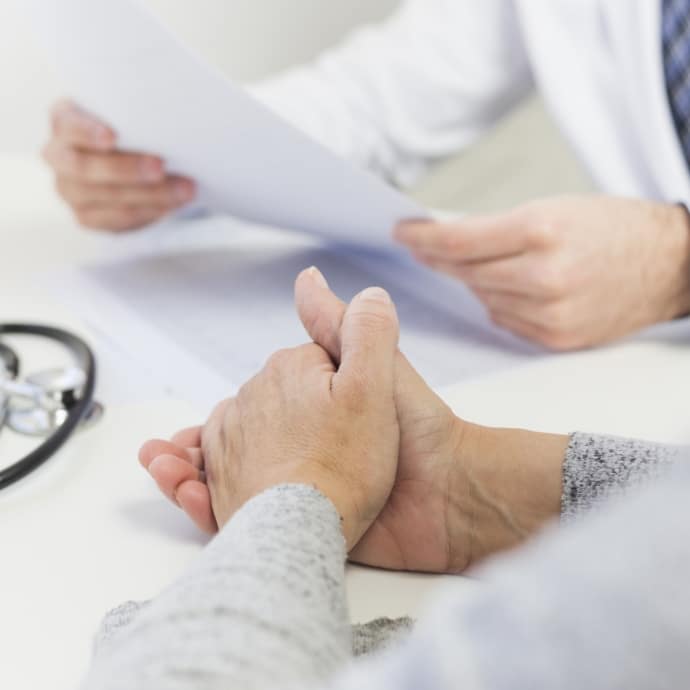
[
  {"left": 442, "top": 231, "right": 463, "bottom": 254},
  {"left": 297, "top": 342, "right": 324, "bottom": 361},
  {"left": 76, "top": 153, "right": 123, "bottom": 183},
  {"left": 265, "top": 348, "right": 292, "bottom": 371},
  {"left": 69, "top": 149, "right": 90, "bottom": 178},
  {"left": 539, "top": 329, "right": 579, "bottom": 352},
  {"left": 541, "top": 300, "right": 572, "bottom": 333},
  {"left": 535, "top": 264, "right": 568, "bottom": 298},
  {"left": 116, "top": 158, "right": 139, "bottom": 182},
  {"left": 526, "top": 222, "right": 553, "bottom": 248},
  {"left": 518, "top": 207, "right": 557, "bottom": 248},
  {"left": 206, "top": 398, "right": 233, "bottom": 441},
  {"left": 536, "top": 311, "right": 580, "bottom": 351}
]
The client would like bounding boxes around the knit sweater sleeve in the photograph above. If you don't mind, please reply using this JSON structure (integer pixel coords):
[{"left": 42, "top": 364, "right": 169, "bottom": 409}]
[
  {"left": 82, "top": 463, "right": 690, "bottom": 690},
  {"left": 560, "top": 432, "right": 688, "bottom": 521},
  {"left": 81, "top": 484, "right": 352, "bottom": 690}
]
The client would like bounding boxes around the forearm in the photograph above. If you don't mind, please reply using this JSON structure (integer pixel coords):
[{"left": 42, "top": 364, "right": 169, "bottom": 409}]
[
  {"left": 446, "top": 424, "right": 566, "bottom": 569},
  {"left": 449, "top": 422, "right": 688, "bottom": 567},
  {"left": 82, "top": 485, "right": 351, "bottom": 690},
  {"left": 471, "top": 426, "right": 688, "bottom": 525}
]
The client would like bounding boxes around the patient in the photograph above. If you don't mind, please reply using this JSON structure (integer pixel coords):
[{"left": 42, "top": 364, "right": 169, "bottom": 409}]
[{"left": 83, "top": 268, "right": 690, "bottom": 689}]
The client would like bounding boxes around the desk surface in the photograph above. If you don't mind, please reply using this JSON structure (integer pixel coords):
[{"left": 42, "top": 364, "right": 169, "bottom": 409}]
[{"left": 2, "top": 155, "right": 690, "bottom": 690}]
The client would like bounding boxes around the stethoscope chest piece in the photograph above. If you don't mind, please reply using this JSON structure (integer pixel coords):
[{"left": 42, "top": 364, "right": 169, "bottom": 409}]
[
  {"left": 8, "top": 399, "right": 104, "bottom": 438},
  {"left": 5, "top": 367, "right": 103, "bottom": 438},
  {"left": 0, "top": 324, "right": 100, "bottom": 489}
]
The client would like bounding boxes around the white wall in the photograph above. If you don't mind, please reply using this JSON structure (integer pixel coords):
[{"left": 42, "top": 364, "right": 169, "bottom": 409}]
[{"left": 0, "top": 1, "right": 398, "bottom": 154}]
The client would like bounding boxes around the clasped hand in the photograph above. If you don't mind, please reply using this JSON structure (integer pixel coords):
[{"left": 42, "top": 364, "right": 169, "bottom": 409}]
[{"left": 140, "top": 268, "right": 566, "bottom": 573}]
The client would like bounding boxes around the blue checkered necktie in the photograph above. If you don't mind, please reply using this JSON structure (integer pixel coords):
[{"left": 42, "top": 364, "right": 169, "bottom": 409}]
[{"left": 663, "top": 0, "right": 690, "bottom": 171}]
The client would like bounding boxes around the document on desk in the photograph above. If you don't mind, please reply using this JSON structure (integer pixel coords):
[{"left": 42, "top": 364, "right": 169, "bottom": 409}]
[
  {"left": 55, "top": 218, "right": 541, "bottom": 411},
  {"left": 22, "top": 0, "right": 425, "bottom": 249}
]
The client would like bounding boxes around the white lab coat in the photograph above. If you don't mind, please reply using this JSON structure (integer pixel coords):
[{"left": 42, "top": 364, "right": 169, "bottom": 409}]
[{"left": 255, "top": 0, "right": 690, "bottom": 205}]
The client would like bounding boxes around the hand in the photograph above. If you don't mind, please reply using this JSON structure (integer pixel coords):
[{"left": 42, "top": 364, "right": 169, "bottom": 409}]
[
  {"left": 395, "top": 195, "right": 690, "bottom": 350},
  {"left": 140, "top": 269, "right": 566, "bottom": 573},
  {"left": 294, "top": 269, "right": 565, "bottom": 571},
  {"left": 43, "top": 100, "right": 197, "bottom": 231},
  {"left": 146, "top": 286, "right": 401, "bottom": 549}
]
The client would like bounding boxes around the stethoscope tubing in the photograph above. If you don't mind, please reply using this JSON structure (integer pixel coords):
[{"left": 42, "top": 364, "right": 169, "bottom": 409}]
[
  {"left": 0, "top": 324, "right": 96, "bottom": 490},
  {"left": 0, "top": 341, "right": 19, "bottom": 377}
]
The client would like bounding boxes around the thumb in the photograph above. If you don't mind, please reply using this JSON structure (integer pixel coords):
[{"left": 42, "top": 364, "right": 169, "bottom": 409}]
[
  {"left": 295, "top": 266, "right": 345, "bottom": 363},
  {"left": 333, "top": 287, "right": 399, "bottom": 399}
]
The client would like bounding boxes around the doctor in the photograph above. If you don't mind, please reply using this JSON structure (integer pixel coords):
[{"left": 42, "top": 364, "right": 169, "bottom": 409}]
[{"left": 43, "top": 0, "right": 690, "bottom": 350}]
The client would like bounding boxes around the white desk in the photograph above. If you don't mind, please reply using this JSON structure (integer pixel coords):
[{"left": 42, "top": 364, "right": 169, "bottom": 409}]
[{"left": 2, "top": 155, "right": 690, "bottom": 690}]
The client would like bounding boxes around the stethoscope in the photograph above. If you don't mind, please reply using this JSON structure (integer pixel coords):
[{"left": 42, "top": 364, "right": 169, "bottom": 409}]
[{"left": 0, "top": 324, "right": 103, "bottom": 490}]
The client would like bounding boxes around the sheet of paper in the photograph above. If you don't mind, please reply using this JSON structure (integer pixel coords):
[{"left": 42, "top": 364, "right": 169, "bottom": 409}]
[
  {"left": 21, "top": 0, "right": 425, "bottom": 249},
  {"left": 54, "top": 217, "right": 542, "bottom": 412}
]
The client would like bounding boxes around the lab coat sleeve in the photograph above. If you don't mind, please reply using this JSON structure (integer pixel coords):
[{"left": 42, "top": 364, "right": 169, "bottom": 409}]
[{"left": 250, "top": 0, "right": 533, "bottom": 188}]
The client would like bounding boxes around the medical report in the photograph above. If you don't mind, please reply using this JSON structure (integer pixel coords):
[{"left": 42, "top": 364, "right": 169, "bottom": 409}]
[{"left": 22, "top": 0, "right": 425, "bottom": 249}]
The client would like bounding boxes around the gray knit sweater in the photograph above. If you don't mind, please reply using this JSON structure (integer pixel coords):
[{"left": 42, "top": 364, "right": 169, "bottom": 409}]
[{"left": 83, "top": 432, "right": 689, "bottom": 690}]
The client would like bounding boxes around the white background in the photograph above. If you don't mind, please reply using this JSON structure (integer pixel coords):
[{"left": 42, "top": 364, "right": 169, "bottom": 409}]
[{"left": 1, "top": 0, "right": 398, "bottom": 155}]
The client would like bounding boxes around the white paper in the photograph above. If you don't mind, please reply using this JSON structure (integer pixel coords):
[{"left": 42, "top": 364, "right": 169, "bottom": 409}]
[
  {"left": 22, "top": 0, "right": 426, "bottom": 249},
  {"left": 54, "top": 217, "right": 542, "bottom": 411}
]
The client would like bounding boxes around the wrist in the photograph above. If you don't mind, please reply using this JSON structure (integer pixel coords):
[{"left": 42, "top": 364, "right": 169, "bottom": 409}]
[
  {"left": 284, "top": 471, "right": 371, "bottom": 551},
  {"left": 212, "top": 474, "right": 362, "bottom": 548},
  {"left": 660, "top": 203, "right": 690, "bottom": 320},
  {"left": 445, "top": 420, "right": 567, "bottom": 572}
]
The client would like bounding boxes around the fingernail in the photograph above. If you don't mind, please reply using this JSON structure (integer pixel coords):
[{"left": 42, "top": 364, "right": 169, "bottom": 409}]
[
  {"left": 148, "top": 455, "right": 164, "bottom": 475},
  {"left": 357, "top": 286, "right": 391, "bottom": 304},
  {"left": 174, "top": 180, "right": 195, "bottom": 203},
  {"left": 141, "top": 157, "right": 163, "bottom": 181},
  {"left": 307, "top": 266, "right": 329, "bottom": 288}
]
